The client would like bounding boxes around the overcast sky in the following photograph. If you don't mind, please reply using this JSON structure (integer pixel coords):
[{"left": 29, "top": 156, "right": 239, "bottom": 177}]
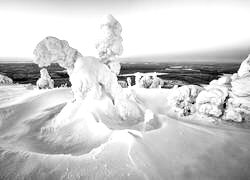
[{"left": 0, "top": 0, "right": 250, "bottom": 62}]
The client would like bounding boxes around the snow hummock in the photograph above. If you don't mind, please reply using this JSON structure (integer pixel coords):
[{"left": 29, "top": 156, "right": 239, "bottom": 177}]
[
  {"left": 196, "top": 85, "right": 229, "bottom": 117},
  {"left": 238, "top": 54, "right": 250, "bottom": 77},
  {"left": 36, "top": 68, "right": 54, "bottom": 89},
  {"left": 0, "top": 74, "right": 13, "bottom": 85}
]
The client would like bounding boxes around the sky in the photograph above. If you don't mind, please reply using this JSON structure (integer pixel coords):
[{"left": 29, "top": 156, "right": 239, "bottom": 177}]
[{"left": 0, "top": 0, "right": 250, "bottom": 62}]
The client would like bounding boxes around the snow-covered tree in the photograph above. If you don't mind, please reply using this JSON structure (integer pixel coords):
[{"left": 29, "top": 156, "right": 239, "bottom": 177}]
[
  {"left": 96, "top": 14, "right": 123, "bottom": 75},
  {"left": 33, "top": 36, "right": 143, "bottom": 122},
  {"left": 36, "top": 68, "right": 54, "bottom": 89}
]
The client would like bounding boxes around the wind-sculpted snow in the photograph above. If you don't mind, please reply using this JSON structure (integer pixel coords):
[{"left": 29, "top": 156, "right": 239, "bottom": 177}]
[
  {"left": 33, "top": 36, "right": 144, "bottom": 125},
  {"left": 209, "top": 75, "right": 232, "bottom": 86},
  {"left": 33, "top": 36, "right": 79, "bottom": 72},
  {"left": 231, "top": 74, "right": 250, "bottom": 97},
  {"left": 96, "top": 15, "right": 123, "bottom": 75},
  {"left": 196, "top": 85, "right": 229, "bottom": 117},
  {"left": 96, "top": 14, "right": 123, "bottom": 62},
  {"left": 223, "top": 74, "right": 250, "bottom": 122},
  {"left": 0, "top": 74, "right": 13, "bottom": 85},
  {"left": 223, "top": 96, "right": 250, "bottom": 122},
  {"left": 36, "top": 68, "right": 54, "bottom": 89},
  {"left": 167, "top": 85, "right": 203, "bottom": 116},
  {"left": 1, "top": 87, "right": 250, "bottom": 180},
  {"left": 238, "top": 54, "right": 250, "bottom": 77},
  {"left": 1, "top": 14, "right": 250, "bottom": 180}
]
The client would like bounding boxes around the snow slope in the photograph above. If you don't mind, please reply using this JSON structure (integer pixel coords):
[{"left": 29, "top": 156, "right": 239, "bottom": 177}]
[{"left": 0, "top": 86, "right": 250, "bottom": 180}]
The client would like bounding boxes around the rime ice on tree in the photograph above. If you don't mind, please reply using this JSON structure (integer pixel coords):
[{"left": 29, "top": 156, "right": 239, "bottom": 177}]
[
  {"left": 36, "top": 68, "right": 54, "bottom": 89},
  {"left": 33, "top": 36, "right": 143, "bottom": 122},
  {"left": 96, "top": 14, "right": 123, "bottom": 75}
]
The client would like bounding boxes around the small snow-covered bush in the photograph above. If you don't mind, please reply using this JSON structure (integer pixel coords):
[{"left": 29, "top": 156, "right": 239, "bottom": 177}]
[
  {"left": 167, "top": 85, "right": 203, "bottom": 116},
  {"left": 135, "top": 73, "right": 164, "bottom": 88},
  {"left": 196, "top": 85, "right": 228, "bottom": 117},
  {"left": 36, "top": 68, "right": 54, "bottom": 89},
  {"left": 0, "top": 74, "right": 13, "bottom": 85}
]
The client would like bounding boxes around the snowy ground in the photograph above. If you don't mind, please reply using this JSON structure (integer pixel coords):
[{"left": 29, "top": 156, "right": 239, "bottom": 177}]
[{"left": 0, "top": 85, "right": 250, "bottom": 180}]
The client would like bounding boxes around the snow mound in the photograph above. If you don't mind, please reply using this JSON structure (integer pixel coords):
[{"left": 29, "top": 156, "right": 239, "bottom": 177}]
[
  {"left": 209, "top": 75, "right": 232, "bottom": 86},
  {"left": 196, "top": 85, "right": 229, "bottom": 117},
  {"left": 167, "top": 85, "right": 203, "bottom": 116},
  {"left": 0, "top": 74, "right": 13, "bottom": 85},
  {"left": 36, "top": 68, "right": 54, "bottom": 89},
  {"left": 33, "top": 36, "right": 79, "bottom": 72},
  {"left": 238, "top": 54, "right": 250, "bottom": 77},
  {"left": 135, "top": 73, "right": 164, "bottom": 88},
  {"left": 231, "top": 74, "right": 250, "bottom": 97},
  {"left": 223, "top": 96, "right": 250, "bottom": 122}
]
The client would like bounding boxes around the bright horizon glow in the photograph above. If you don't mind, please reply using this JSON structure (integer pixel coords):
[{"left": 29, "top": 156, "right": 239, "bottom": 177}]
[{"left": 0, "top": 1, "right": 250, "bottom": 61}]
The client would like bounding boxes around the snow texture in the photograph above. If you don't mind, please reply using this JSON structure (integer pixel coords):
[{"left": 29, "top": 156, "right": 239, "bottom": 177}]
[
  {"left": 231, "top": 74, "right": 250, "bottom": 97},
  {"left": 96, "top": 14, "right": 123, "bottom": 62},
  {"left": 196, "top": 85, "right": 229, "bottom": 117},
  {"left": 96, "top": 15, "right": 123, "bottom": 75},
  {"left": 209, "top": 76, "right": 232, "bottom": 86},
  {"left": 167, "top": 85, "right": 203, "bottom": 116},
  {"left": 33, "top": 36, "right": 80, "bottom": 73},
  {"left": 36, "top": 68, "right": 54, "bottom": 89},
  {"left": 238, "top": 54, "right": 250, "bottom": 77}
]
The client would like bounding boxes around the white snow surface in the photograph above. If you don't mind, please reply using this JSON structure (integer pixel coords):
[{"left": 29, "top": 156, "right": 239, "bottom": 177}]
[
  {"left": 238, "top": 54, "right": 250, "bottom": 77},
  {"left": 1, "top": 20, "right": 250, "bottom": 180},
  {"left": 0, "top": 86, "right": 250, "bottom": 180}
]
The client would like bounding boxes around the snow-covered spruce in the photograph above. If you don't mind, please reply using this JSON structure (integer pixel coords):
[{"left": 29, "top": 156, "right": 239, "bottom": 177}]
[
  {"left": 36, "top": 68, "right": 54, "bottom": 89},
  {"left": 196, "top": 85, "right": 229, "bottom": 118},
  {"left": 33, "top": 36, "right": 143, "bottom": 122},
  {"left": 167, "top": 85, "right": 203, "bottom": 116},
  {"left": 96, "top": 14, "right": 123, "bottom": 75}
]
